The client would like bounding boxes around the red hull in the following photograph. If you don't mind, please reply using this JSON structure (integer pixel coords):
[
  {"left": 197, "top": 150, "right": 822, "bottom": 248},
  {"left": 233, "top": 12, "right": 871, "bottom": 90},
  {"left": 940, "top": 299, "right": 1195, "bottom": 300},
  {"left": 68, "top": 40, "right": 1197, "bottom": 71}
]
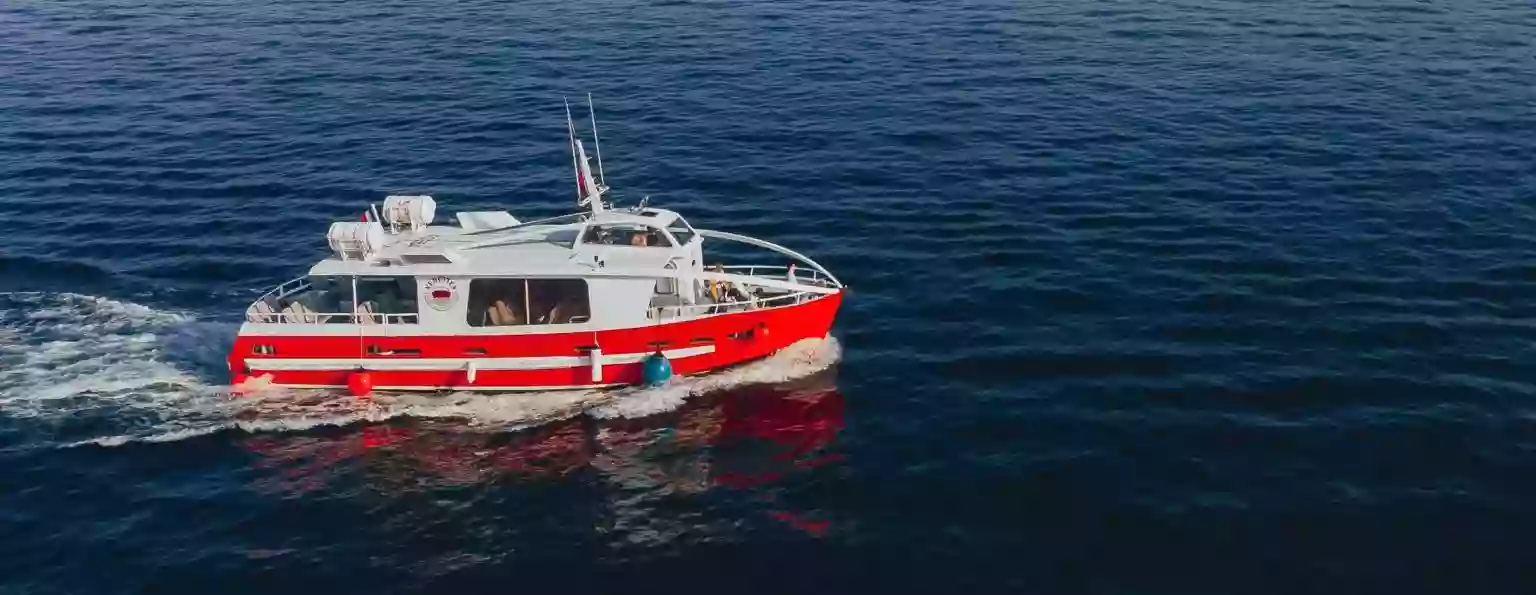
[{"left": 229, "top": 292, "right": 842, "bottom": 391}]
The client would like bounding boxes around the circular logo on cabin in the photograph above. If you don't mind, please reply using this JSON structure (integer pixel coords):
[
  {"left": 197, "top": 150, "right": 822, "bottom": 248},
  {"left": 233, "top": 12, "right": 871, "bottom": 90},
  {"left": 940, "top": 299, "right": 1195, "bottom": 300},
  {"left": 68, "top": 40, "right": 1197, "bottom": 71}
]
[{"left": 424, "top": 276, "right": 458, "bottom": 311}]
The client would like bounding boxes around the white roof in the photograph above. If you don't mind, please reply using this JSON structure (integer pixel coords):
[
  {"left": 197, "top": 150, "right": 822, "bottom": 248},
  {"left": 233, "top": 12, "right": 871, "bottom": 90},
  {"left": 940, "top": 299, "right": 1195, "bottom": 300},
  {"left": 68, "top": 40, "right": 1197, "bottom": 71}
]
[
  {"left": 584, "top": 208, "right": 680, "bottom": 227},
  {"left": 308, "top": 208, "right": 689, "bottom": 278}
]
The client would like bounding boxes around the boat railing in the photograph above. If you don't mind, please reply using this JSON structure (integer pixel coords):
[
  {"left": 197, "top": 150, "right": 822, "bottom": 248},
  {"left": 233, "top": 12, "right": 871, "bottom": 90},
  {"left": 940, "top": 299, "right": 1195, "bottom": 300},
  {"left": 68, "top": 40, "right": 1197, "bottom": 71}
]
[
  {"left": 247, "top": 306, "right": 421, "bottom": 325},
  {"left": 647, "top": 287, "right": 825, "bottom": 321},
  {"left": 246, "top": 276, "right": 419, "bottom": 325},
  {"left": 259, "top": 276, "right": 312, "bottom": 302},
  {"left": 695, "top": 229, "right": 844, "bottom": 289},
  {"left": 717, "top": 265, "right": 839, "bottom": 288}
]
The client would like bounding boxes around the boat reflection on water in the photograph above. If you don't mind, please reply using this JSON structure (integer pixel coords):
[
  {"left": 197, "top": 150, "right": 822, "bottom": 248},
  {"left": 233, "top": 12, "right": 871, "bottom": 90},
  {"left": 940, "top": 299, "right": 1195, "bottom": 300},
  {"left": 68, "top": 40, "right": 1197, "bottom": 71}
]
[
  {"left": 592, "top": 373, "right": 844, "bottom": 495},
  {"left": 590, "top": 373, "right": 844, "bottom": 537},
  {"left": 242, "top": 373, "right": 844, "bottom": 517}
]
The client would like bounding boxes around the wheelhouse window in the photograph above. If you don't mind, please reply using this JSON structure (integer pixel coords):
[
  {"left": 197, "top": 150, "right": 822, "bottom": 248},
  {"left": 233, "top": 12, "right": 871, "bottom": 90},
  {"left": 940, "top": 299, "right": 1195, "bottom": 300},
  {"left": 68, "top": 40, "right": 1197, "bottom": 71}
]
[
  {"left": 667, "top": 217, "right": 696, "bottom": 245},
  {"left": 468, "top": 279, "right": 590, "bottom": 327},
  {"left": 581, "top": 224, "right": 673, "bottom": 248}
]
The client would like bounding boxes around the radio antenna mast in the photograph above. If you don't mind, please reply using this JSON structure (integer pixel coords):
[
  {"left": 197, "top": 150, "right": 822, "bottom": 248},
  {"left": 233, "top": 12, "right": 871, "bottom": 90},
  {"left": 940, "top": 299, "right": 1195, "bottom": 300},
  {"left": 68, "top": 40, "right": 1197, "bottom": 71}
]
[
  {"left": 587, "top": 93, "right": 606, "bottom": 187},
  {"left": 564, "top": 98, "right": 581, "bottom": 203}
]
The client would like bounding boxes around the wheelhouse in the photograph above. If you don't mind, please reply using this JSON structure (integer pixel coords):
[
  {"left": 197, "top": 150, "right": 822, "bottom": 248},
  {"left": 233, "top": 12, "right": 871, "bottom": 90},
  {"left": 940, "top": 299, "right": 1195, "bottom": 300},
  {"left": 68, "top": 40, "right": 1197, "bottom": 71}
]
[{"left": 573, "top": 210, "right": 698, "bottom": 249}]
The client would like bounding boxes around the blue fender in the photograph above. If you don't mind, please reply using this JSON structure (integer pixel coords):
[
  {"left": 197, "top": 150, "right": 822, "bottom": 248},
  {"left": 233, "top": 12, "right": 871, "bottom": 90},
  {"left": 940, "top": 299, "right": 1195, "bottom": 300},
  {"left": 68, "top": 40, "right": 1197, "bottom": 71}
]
[{"left": 641, "top": 352, "right": 673, "bottom": 386}]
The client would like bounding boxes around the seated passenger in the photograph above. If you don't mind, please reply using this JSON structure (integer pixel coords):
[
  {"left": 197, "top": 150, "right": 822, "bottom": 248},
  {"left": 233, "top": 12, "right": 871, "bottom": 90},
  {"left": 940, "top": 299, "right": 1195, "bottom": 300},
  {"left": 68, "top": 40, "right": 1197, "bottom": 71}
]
[
  {"left": 545, "top": 297, "right": 588, "bottom": 324},
  {"left": 374, "top": 291, "right": 403, "bottom": 314},
  {"left": 728, "top": 282, "right": 751, "bottom": 303},
  {"left": 354, "top": 301, "right": 379, "bottom": 325},
  {"left": 477, "top": 299, "right": 496, "bottom": 326},
  {"left": 630, "top": 232, "right": 648, "bottom": 247},
  {"left": 707, "top": 264, "right": 727, "bottom": 303},
  {"left": 489, "top": 299, "right": 520, "bottom": 326}
]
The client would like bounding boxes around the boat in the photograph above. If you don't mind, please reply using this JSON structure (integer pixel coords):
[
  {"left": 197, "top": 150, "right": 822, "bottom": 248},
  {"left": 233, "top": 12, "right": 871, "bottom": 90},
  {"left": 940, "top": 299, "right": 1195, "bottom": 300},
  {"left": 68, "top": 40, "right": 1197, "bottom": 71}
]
[{"left": 227, "top": 99, "right": 844, "bottom": 394}]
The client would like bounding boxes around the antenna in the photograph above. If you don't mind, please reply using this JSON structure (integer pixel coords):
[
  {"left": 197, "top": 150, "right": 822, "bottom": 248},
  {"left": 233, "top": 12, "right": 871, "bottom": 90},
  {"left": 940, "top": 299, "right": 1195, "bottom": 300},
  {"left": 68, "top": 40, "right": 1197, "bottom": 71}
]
[
  {"left": 564, "top": 97, "right": 606, "bottom": 215},
  {"left": 587, "top": 93, "right": 606, "bottom": 187},
  {"left": 564, "top": 98, "right": 581, "bottom": 203}
]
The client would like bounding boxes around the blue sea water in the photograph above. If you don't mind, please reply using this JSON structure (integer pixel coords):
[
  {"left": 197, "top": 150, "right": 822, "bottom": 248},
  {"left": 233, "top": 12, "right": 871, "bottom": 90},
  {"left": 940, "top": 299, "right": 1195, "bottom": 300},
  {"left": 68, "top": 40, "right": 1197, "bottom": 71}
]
[{"left": 2, "top": 0, "right": 1535, "bottom": 592}]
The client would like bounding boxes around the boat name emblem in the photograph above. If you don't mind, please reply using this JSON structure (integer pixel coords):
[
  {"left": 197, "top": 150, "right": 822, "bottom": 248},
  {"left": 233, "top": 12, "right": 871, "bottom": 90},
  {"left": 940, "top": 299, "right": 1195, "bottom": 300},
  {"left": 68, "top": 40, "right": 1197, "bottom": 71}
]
[{"left": 423, "top": 276, "right": 458, "bottom": 311}]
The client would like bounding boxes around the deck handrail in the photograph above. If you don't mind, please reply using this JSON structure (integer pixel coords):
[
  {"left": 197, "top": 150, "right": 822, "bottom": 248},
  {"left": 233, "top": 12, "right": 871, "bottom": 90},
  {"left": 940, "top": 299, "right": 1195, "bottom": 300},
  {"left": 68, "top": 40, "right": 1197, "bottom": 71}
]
[
  {"left": 247, "top": 308, "right": 421, "bottom": 325},
  {"left": 255, "top": 276, "right": 312, "bottom": 302},
  {"left": 247, "top": 276, "right": 419, "bottom": 325},
  {"left": 695, "top": 229, "right": 843, "bottom": 288},
  {"left": 646, "top": 288, "right": 828, "bottom": 320},
  {"left": 715, "top": 265, "right": 837, "bottom": 287}
]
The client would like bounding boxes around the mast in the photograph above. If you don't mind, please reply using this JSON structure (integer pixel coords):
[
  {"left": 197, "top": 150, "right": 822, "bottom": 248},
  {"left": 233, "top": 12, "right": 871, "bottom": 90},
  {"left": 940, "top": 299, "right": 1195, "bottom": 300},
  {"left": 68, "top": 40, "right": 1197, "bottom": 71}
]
[
  {"left": 565, "top": 97, "right": 605, "bottom": 215},
  {"left": 587, "top": 93, "right": 606, "bottom": 187},
  {"left": 565, "top": 98, "right": 582, "bottom": 205}
]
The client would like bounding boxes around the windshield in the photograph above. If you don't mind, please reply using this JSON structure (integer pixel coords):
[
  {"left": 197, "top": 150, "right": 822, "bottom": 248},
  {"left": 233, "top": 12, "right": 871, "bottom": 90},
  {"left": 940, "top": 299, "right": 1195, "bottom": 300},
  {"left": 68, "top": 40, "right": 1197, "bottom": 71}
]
[
  {"left": 581, "top": 223, "right": 673, "bottom": 247},
  {"left": 668, "top": 217, "right": 696, "bottom": 245}
]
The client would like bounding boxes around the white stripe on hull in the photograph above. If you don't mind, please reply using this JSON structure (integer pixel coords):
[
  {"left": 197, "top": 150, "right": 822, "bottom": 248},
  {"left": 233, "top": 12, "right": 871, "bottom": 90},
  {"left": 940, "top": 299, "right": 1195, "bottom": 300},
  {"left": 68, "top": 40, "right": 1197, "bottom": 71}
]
[
  {"left": 247, "top": 345, "right": 713, "bottom": 372},
  {"left": 274, "top": 383, "right": 629, "bottom": 392}
]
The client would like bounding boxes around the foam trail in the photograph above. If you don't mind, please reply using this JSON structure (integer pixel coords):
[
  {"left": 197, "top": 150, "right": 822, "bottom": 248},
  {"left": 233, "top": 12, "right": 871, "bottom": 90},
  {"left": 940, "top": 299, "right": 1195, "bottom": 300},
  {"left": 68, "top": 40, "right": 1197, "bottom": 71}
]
[
  {"left": 0, "top": 293, "right": 233, "bottom": 442},
  {"left": 589, "top": 336, "right": 842, "bottom": 419},
  {"left": 70, "top": 336, "right": 841, "bottom": 446}
]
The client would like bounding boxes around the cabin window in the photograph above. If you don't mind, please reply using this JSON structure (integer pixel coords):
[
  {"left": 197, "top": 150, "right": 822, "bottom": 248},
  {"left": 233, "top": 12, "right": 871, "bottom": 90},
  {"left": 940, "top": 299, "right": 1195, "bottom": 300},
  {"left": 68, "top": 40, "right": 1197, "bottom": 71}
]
[
  {"left": 581, "top": 224, "right": 673, "bottom": 248},
  {"left": 467, "top": 279, "right": 590, "bottom": 327},
  {"left": 282, "top": 276, "right": 356, "bottom": 322},
  {"left": 668, "top": 217, "right": 696, "bottom": 245},
  {"left": 356, "top": 276, "right": 418, "bottom": 322}
]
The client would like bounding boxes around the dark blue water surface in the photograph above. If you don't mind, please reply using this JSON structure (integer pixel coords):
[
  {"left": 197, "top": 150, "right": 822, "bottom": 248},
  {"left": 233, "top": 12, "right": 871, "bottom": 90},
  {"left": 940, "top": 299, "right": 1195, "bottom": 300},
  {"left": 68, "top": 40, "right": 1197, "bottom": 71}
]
[{"left": 3, "top": 0, "right": 1536, "bottom": 592}]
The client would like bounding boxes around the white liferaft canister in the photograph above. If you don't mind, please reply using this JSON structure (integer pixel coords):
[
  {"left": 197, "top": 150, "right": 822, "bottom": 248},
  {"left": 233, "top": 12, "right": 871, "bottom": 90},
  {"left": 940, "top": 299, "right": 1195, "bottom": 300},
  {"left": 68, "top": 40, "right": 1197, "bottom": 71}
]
[
  {"left": 327, "top": 221, "right": 385, "bottom": 260},
  {"left": 382, "top": 195, "right": 436, "bottom": 230}
]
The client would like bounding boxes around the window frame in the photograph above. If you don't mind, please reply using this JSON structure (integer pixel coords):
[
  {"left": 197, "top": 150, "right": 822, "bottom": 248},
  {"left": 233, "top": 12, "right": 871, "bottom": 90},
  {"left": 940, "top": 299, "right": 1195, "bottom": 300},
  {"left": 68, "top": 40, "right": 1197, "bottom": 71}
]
[
  {"left": 576, "top": 222, "right": 675, "bottom": 249},
  {"left": 466, "top": 277, "right": 591, "bottom": 327},
  {"left": 665, "top": 216, "right": 697, "bottom": 246}
]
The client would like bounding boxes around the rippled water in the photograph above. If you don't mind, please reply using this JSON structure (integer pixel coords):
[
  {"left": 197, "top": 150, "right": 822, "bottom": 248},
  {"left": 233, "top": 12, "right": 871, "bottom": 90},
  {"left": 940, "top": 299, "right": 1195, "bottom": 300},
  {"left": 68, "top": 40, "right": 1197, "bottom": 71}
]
[{"left": 2, "top": 0, "right": 1534, "bottom": 592}]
